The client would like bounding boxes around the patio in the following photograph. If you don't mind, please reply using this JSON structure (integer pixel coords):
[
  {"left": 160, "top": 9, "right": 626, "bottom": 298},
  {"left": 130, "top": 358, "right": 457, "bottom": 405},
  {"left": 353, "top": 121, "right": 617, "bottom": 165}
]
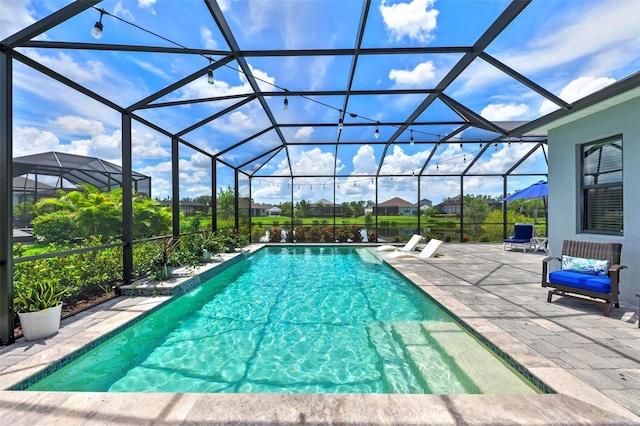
[{"left": 1, "top": 243, "right": 638, "bottom": 425}]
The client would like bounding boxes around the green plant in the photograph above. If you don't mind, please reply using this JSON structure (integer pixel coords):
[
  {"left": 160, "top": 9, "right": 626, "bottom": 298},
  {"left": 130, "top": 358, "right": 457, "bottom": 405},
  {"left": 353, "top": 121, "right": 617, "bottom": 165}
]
[
  {"left": 14, "top": 279, "right": 71, "bottom": 313},
  {"left": 31, "top": 210, "right": 78, "bottom": 243},
  {"left": 201, "top": 230, "right": 223, "bottom": 253}
]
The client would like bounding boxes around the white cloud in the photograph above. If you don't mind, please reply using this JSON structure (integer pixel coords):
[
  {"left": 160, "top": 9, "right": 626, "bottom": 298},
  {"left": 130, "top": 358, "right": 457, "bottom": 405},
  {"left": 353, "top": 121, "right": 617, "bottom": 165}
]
[
  {"left": 49, "top": 116, "right": 105, "bottom": 136},
  {"left": 0, "top": 0, "right": 36, "bottom": 40},
  {"left": 389, "top": 61, "right": 437, "bottom": 87},
  {"left": 481, "top": 103, "right": 529, "bottom": 121},
  {"left": 14, "top": 125, "right": 170, "bottom": 164},
  {"left": 309, "top": 57, "right": 333, "bottom": 90},
  {"left": 14, "top": 127, "right": 62, "bottom": 157},
  {"left": 380, "top": 145, "right": 429, "bottom": 175},
  {"left": 113, "top": 2, "right": 135, "bottom": 21},
  {"left": 129, "top": 57, "right": 172, "bottom": 81},
  {"left": 218, "top": 0, "right": 231, "bottom": 12},
  {"left": 177, "top": 63, "right": 274, "bottom": 102},
  {"left": 211, "top": 110, "right": 258, "bottom": 135},
  {"left": 138, "top": 0, "right": 156, "bottom": 14},
  {"left": 200, "top": 27, "right": 218, "bottom": 50},
  {"left": 289, "top": 148, "right": 343, "bottom": 176},
  {"left": 457, "top": 2, "right": 638, "bottom": 95},
  {"left": 380, "top": 0, "right": 439, "bottom": 43},
  {"left": 292, "top": 127, "right": 314, "bottom": 141},
  {"left": 352, "top": 145, "right": 378, "bottom": 175},
  {"left": 25, "top": 51, "right": 105, "bottom": 83},
  {"left": 539, "top": 76, "right": 616, "bottom": 115},
  {"left": 473, "top": 143, "right": 539, "bottom": 175}
]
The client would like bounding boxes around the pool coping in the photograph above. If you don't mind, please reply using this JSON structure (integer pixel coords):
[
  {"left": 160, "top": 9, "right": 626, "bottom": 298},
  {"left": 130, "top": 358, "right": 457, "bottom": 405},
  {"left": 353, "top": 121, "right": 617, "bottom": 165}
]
[{"left": 0, "top": 243, "right": 638, "bottom": 425}]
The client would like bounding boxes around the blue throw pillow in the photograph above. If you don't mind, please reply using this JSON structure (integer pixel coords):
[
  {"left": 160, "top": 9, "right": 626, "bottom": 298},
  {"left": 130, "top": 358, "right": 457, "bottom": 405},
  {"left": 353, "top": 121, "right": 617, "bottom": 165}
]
[{"left": 561, "top": 255, "right": 610, "bottom": 277}]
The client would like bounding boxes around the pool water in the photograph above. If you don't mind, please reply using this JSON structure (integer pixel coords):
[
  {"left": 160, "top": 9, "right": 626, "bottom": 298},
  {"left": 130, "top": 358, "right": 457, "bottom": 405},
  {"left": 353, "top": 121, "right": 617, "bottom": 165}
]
[{"left": 26, "top": 246, "right": 539, "bottom": 394}]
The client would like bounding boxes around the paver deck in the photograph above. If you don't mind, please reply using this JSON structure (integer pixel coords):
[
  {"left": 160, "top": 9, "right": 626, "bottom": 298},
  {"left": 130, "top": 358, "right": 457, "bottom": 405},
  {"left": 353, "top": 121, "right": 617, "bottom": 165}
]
[{"left": 0, "top": 243, "right": 638, "bottom": 425}]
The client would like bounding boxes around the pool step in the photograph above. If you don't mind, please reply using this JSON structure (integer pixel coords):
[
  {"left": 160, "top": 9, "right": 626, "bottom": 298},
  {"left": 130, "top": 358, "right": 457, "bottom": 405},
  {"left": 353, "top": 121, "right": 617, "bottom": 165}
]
[
  {"left": 366, "top": 322, "right": 424, "bottom": 393},
  {"left": 419, "top": 321, "right": 537, "bottom": 395},
  {"left": 355, "top": 248, "right": 383, "bottom": 264},
  {"left": 391, "top": 321, "right": 472, "bottom": 394}
]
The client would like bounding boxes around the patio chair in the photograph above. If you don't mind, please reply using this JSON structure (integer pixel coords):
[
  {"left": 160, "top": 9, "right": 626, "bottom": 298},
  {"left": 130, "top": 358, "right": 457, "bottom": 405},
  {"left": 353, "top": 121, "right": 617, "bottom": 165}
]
[
  {"left": 542, "top": 240, "right": 626, "bottom": 316},
  {"left": 376, "top": 234, "right": 423, "bottom": 252},
  {"left": 503, "top": 223, "right": 534, "bottom": 252},
  {"left": 385, "top": 238, "right": 443, "bottom": 259}
]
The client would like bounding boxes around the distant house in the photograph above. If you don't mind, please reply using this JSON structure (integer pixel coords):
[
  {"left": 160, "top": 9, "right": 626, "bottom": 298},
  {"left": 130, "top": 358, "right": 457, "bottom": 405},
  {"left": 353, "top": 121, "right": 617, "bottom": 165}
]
[
  {"left": 435, "top": 195, "right": 502, "bottom": 214},
  {"left": 160, "top": 200, "right": 208, "bottom": 216},
  {"left": 374, "top": 197, "right": 417, "bottom": 216},
  {"left": 267, "top": 206, "right": 281, "bottom": 216},
  {"left": 310, "top": 198, "right": 342, "bottom": 216},
  {"left": 419, "top": 198, "right": 433, "bottom": 210},
  {"left": 435, "top": 195, "right": 461, "bottom": 215},
  {"left": 239, "top": 198, "right": 270, "bottom": 217}
]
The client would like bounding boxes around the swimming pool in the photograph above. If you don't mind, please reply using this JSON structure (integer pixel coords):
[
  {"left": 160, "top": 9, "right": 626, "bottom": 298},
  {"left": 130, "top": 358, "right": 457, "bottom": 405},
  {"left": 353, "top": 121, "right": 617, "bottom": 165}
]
[{"left": 24, "top": 246, "right": 539, "bottom": 394}]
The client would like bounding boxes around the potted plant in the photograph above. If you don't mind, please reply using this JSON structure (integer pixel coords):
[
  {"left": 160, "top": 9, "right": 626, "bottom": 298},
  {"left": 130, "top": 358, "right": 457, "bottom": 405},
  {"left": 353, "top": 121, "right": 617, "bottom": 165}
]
[
  {"left": 150, "top": 236, "right": 180, "bottom": 280},
  {"left": 200, "top": 230, "right": 223, "bottom": 261},
  {"left": 14, "top": 279, "right": 70, "bottom": 341},
  {"left": 219, "top": 229, "right": 239, "bottom": 252}
]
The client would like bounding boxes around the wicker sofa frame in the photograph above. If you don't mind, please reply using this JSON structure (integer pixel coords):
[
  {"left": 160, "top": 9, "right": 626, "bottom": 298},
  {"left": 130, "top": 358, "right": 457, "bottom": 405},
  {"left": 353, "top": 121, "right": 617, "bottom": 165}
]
[{"left": 542, "top": 240, "right": 626, "bottom": 316}]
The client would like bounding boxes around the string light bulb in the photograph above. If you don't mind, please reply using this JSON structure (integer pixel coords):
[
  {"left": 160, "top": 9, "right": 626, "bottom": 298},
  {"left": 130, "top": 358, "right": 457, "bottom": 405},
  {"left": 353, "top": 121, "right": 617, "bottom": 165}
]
[
  {"left": 410, "top": 130, "right": 414, "bottom": 145},
  {"left": 374, "top": 122, "right": 379, "bottom": 139},
  {"left": 494, "top": 143, "right": 498, "bottom": 153},
  {"left": 338, "top": 118, "right": 343, "bottom": 129},
  {"left": 207, "top": 59, "right": 214, "bottom": 85},
  {"left": 91, "top": 9, "right": 105, "bottom": 40},
  {"left": 284, "top": 96, "right": 289, "bottom": 111}
]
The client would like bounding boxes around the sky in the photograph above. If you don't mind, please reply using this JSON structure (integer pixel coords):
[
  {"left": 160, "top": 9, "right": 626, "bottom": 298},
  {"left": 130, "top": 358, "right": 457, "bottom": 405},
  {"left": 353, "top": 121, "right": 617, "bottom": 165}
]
[{"left": 2, "top": 0, "right": 639, "bottom": 205}]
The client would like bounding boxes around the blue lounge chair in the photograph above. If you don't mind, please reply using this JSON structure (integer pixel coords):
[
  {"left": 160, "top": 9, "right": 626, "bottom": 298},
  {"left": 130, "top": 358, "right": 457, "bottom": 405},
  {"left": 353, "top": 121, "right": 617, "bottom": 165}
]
[{"left": 503, "top": 223, "right": 534, "bottom": 252}]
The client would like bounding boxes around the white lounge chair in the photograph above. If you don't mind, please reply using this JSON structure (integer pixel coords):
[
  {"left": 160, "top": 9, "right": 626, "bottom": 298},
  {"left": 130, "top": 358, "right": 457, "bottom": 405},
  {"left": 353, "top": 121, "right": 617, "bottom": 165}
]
[
  {"left": 385, "top": 238, "right": 443, "bottom": 259},
  {"left": 376, "top": 234, "right": 423, "bottom": 252}
]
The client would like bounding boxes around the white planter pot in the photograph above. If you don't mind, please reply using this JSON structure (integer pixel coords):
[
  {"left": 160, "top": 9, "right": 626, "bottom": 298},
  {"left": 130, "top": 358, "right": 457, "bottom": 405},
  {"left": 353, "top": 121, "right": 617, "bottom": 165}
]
[
  {"left": 17, "top": 303, "right": 63, "bottom": 341},
  {"left": 201, "top": 249, "right": 212, "bottom": 262}
]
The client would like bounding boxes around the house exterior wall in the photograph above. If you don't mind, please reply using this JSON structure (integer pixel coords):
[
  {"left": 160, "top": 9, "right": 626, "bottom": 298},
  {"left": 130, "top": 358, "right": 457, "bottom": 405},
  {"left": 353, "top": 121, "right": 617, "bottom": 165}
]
[{"left": 548, "top": 96, "right": 640, "bottom": 305}]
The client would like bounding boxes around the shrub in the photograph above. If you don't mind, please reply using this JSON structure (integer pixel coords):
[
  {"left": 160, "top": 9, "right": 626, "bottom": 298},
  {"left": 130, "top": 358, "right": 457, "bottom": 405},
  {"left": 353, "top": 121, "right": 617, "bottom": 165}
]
[
  {"left": 31, "top": 211, "right": 78, "bottom": 243},
  {"left": 482, "top": 209, "right": 530, "bottom": 242}
]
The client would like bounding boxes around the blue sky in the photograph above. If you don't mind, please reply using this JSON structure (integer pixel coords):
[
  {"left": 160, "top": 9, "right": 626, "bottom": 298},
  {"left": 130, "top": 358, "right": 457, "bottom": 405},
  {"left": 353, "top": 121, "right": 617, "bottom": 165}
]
[{"left": 2, "top": 0, "right": 639, "bottom": 205}]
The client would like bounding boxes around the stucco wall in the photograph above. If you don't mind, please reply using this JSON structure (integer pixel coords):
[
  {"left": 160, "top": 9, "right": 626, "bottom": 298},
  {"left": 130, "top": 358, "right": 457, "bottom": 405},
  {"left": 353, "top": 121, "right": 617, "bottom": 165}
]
[{"left": 547, "top": 96, "right": 640, "bottom": 305}]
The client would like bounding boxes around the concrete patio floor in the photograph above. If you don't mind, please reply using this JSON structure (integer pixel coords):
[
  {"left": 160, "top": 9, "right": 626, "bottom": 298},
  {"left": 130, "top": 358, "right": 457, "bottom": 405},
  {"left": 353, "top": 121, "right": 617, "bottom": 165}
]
[{"left": 0, "top": 243, "right": 638, "bottom": 425}]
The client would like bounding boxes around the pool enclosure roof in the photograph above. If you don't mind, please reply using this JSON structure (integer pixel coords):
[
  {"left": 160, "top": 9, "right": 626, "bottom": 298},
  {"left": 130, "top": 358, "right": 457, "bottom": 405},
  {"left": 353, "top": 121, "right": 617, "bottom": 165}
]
[
  {"left": 2, "top": 0, "right": 640, "bottom": 191},
  {"left": 13, "top": 151, "right": 151, "bottom": 196}
]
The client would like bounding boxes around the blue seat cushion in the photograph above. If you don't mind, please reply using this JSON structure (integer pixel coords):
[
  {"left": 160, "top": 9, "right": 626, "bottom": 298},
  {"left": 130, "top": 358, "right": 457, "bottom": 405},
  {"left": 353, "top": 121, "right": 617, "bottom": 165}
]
[
  {"left": 548, "top": 270, "right": 611, "bottom": 294},
  {"left": 504, "top": 238, "right": 530, "bottom": 243}
]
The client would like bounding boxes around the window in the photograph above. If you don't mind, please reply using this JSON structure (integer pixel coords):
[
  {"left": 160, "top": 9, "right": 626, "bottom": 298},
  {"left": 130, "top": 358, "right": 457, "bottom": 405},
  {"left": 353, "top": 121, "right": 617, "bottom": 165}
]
[{"left": 581, "top": 136, "right": 623, "bottom": 234}]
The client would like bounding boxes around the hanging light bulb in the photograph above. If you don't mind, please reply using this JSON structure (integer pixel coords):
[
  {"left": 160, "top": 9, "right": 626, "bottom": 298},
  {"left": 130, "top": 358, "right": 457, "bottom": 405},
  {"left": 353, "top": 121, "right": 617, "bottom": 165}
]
[
  {"left": 207, "top": 59, "right": 214, "bottom": 85},
  {"left": 459, "top": 143, "right": 463, "bottom": 149},
  {"left": 494, "top": 143, "right": 498, "bottom": 153},
  {"left": 463, "top": 154, "right": 467, "bottom": 163},
  {"left": 412, "top": 168, "right": 415, "bottom": 176},
  {"left": 284, "top": 96, "right": 289, "bottom": 111},
  {"left": 338, "top": 118, "right": 343, "bottom": 129},
  {"left": 353, "top": 181, "right": 356, "bottom": 187},
  {"left": 374, "top": 122, "right": 379, "bottom": 139},
  {"left": 479, "top": 143, "right": 482, "bottom": 149},
  {"left": 410, "top": 130, "right": 414, "bottom": 146},
  {"left": 91, "top": 9, "right": 105, "bottom": 40},
  {"left": 436, "top": 163, "right": 439, "bottom": 170}
]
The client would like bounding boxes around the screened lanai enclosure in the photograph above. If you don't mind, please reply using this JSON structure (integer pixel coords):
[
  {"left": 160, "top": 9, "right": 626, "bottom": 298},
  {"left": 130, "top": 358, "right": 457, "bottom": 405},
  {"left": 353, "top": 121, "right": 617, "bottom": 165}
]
[{"left": 3, "top": 0, "right": 636, "bottom": 344}]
